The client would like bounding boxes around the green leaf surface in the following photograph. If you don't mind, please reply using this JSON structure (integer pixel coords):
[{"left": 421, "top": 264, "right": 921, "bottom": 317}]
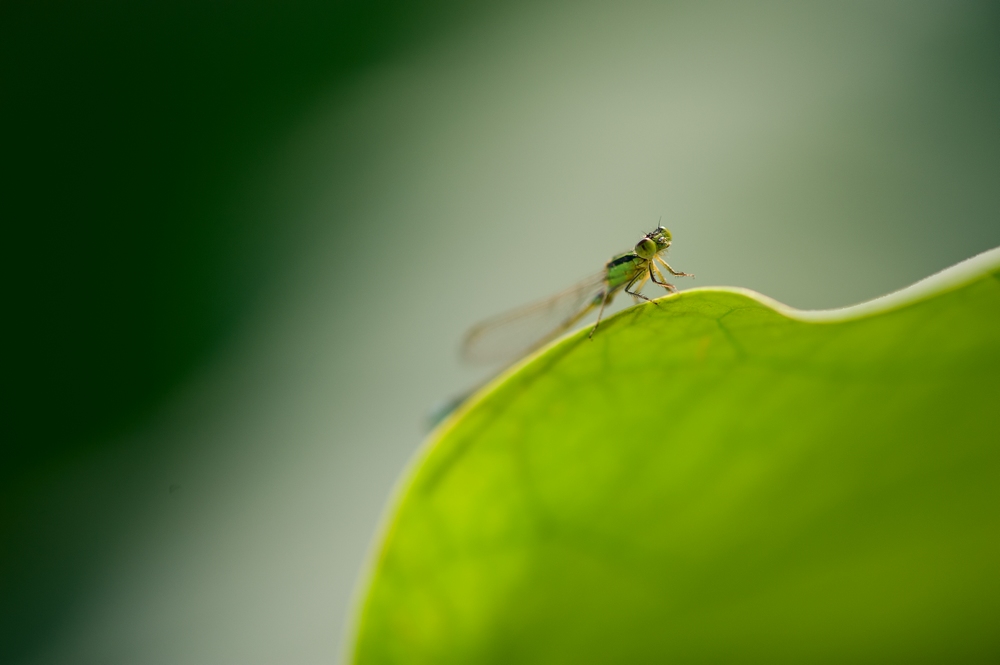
[{"left": 350, "top": 249, "right": 1000, "bottom": 664}]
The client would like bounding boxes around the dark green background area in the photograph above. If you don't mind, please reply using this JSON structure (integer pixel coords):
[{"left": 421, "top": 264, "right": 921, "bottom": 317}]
[
  {"left": 2, "top": 0, "right": 488, "bottom": 480},
  {"left": 1, "top": 1, "right": 497, "bottom": 661}
]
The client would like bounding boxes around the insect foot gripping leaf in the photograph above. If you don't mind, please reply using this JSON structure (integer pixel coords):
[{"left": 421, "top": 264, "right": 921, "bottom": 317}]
[{"left": 348, "top": 248, "right": 1000, "bottom": 665}]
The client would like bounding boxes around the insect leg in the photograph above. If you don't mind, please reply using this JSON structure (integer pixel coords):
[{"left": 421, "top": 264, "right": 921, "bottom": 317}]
[
  {"left": 589, "top": 289, "right": 611, "bottom": 339},
  {"left": 628, "top": 273, "right": 649, "bottom": 303},
  {"left": 625, "top": 270, "right": 658, "bottom": 305},
  {"left": 649, "top": 262, "right": 677, "bottom": 293},
  {"left": 656, "top": 255, "right": 693, "bottom": 277}
]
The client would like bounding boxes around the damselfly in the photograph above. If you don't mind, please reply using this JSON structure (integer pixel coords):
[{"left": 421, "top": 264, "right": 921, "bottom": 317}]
[{"left": 462, "top": 225, "right": 692, "bottom": 365}]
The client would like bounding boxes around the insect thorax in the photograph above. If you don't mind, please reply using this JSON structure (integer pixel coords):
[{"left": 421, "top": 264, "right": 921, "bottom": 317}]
[{"left": 605, "top": 252, "right": 646, "bottom": 289}]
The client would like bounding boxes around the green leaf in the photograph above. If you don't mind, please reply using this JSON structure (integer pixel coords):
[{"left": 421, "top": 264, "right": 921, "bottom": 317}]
[{"left": 350, "top": 249, "right": 1000, "bottom": 664}]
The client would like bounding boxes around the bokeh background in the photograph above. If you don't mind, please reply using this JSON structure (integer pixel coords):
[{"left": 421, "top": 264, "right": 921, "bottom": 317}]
[{"left": 3, "top": 1, "right": 999, "bottom": 663}]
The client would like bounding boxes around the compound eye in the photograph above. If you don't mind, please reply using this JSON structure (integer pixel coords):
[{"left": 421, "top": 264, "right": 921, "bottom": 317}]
[{"left": 635, "top": 237, "right": 657, "bottom": 259}]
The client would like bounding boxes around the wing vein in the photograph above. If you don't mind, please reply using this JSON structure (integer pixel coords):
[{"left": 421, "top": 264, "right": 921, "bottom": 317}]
[{"left": 461, "top": 271, "right": 607, "bottom": 365}]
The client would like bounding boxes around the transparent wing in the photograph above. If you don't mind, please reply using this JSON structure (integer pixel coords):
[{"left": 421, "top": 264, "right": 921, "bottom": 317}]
[{"left": 461, "top": 271, "right": 608, "bottom": 365}]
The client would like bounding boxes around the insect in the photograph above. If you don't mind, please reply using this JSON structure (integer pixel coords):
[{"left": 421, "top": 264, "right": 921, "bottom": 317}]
[{"left": 462, "top": 225, "right": 692, "bottom": 366}]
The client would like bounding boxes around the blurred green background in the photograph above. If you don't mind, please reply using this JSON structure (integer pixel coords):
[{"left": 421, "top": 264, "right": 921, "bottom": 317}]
[{"left": 2, "top": 0, "right": 999, "bottom": 663}]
